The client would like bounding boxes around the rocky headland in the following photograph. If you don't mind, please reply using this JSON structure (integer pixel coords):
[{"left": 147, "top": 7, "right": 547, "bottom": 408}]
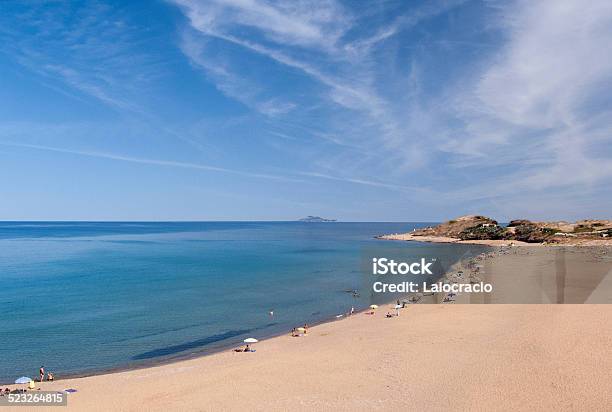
[{"left": 378, "top": 215, "right": 612, "bottom": 246}]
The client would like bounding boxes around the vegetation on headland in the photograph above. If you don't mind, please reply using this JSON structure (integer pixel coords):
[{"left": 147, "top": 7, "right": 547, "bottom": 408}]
[{"left": 390, "top": 215, "right": 612, "bottom": 244}]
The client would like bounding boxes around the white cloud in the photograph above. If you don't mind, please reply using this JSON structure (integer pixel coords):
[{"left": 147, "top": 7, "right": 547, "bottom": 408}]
[
  {"left": 170, "top": 0, "right": 413, "bottom": 165},
  {"left": 443, "top": 0, "right": 612, "bottom": 194},
  {"left": 172, "top": 0, "right": 350, "bottom": 49}
]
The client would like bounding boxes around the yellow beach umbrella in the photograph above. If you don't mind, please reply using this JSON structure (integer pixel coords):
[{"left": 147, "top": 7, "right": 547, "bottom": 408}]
[{"left": 296, "top": 327, "right": 306, "bottom": 332}]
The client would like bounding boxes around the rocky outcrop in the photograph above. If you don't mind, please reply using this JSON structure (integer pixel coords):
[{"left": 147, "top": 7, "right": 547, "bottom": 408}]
[
  {"left": 415, "top": 215, "right": 499, "bottom": 238},
  {"left": 458, "top": 224, "right": 509, "bottom": 241},
  {"left": 507, "top": 219, "right": 531, "bottom": 227},
  {"left": 408, "top": 216, "right": 612, "bottom": 244},
  {"left": 511, "top": 224, "right": 557, "bottom": 243}
]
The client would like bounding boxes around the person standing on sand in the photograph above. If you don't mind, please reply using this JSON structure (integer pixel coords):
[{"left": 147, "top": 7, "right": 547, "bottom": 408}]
[{"left": 39, "top": 366, "right": 44, "bottom": 382}]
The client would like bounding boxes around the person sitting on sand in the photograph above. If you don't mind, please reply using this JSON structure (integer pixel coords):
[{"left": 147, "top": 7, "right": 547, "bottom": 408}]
[
  {"left": 386, "top": 312, "right": 393, "bottom": 318},
  {"left": 244, "top": 344, "right": 251, "bottom": 352},
  {"left": 47, "top": 372, "right": 54, "bottom": 381}
]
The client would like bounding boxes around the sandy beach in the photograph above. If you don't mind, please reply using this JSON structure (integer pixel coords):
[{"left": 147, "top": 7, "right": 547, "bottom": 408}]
[
  {"left": 378, "top": 233, "right": 612, "bottom": 247},
  {"left": 3, "top": 303, "right": 611, "bottom": 411},
  {"left": 3, "top": 242, "right": 611, "bottom": 411},
  {"left": 377, "top": 233, "right": 533, "bottom": 246}
]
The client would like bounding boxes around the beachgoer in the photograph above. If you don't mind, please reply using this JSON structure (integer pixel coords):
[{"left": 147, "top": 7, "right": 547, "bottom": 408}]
[
  {"left": 269, "top": 310, "right": 274, "bottom": 317},
  {"left": 39, "top": 366, "right": 45, "bottom": 382},
  {"left": 245, "top": 344, "right": 251, "bottom": 352},
  {"left": 303, "top": 324, "right": 308, "bottom": 334},
  {"left": 350, "top": 307, "right": 355, "bottom": 316},
  {"left": 47, "top": 372, "right": 54, "bottom": 381}
]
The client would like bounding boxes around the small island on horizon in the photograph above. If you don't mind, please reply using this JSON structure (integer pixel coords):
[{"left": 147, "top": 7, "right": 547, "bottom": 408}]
[{"left": 298, "top": 216, "right": 337, "bottom": 222}]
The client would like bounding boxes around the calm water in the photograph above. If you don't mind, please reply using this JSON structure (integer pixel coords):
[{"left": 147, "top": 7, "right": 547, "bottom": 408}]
[{"left": 0, "top": 222, "right": 481, "bottom": 382}]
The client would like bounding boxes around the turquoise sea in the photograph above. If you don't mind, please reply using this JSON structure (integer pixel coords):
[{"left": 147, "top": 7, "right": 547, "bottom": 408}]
[{"left": 0, "top": 222, "right": 482, "bottom": 382}]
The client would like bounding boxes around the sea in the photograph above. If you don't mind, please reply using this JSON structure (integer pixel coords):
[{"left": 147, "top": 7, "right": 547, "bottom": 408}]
[{"left": 0, "top": 221, "right": 485, "bottom": 383}]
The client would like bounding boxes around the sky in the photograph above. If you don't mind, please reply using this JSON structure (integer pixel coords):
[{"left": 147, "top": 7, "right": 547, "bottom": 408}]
[{"left": 0, "top": 0, "right": 611, "bottom": 221}]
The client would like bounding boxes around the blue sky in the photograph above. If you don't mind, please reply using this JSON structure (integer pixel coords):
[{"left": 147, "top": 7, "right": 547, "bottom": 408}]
[{"left": 1, "top": 0, "right": 611, "bottom": 221}]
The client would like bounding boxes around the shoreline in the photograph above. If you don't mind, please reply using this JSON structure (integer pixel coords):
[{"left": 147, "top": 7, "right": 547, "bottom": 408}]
[
  {"left": 2, "top": 244, "right": 610, "bottom": 410},
  {"left": 0, "top": 307, "right": 357, "bottom": 386},
  {"left": 1, "top": 239, "right": 485, "bottom": 385},
  {"left": 4, "top": 304, "right": 610, "bottom": 411},
  {"left": 2, "top": 245, "right": 612, "bottom": 410},
  {"left": 377, "top": 232, "right": 612, "bottom": 247},
  {"left": 377, "top": 233, "right": 532, "bottom": 246}
]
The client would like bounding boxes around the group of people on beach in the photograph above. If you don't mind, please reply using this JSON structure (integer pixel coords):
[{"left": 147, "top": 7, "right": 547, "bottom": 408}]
[
  {"left": 235, "top": 344, "right": 254, "bottom": 352},
  {"left": 0, "top": 367, "right": 55, "bottom": 395},
  {"left": 290, "top": 324, "right": 309, "bottom": 337},
  {"left": 39, "top": 366, "right": 54, "bottom": 382}
]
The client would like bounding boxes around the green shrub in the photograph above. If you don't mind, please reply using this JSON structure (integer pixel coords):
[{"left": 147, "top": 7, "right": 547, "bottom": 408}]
[{"left": 458, "top": 224, "right": 509, "bottom": 240}]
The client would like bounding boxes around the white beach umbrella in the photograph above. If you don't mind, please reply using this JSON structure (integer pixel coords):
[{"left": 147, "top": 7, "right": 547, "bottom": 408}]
[
  {"left": 369, "top": 304, "right": 378, "bottom": 309},
  {"left": 243, "top": 338, "right": 258, "bottom": 344},
  {"left": 15, "top": 377, "right": 32, "bottom": 384}
]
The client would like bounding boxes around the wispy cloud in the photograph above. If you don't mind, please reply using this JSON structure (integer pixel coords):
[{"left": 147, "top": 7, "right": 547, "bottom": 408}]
[
  {"left": 172, "top": 0, "right": 350, "bottom": 50},
  {"left": 296, "top": 171, "right": 434, "bottom": 194},
  {"left": 442, "top": 0, "right": 612, "bottom": 194},
  {"left": 0, "top": 2, "right": 162, "bottom": 112},
  {"left": 3, "top": 0, "right": 611, "bottom": 220},
  {"left": 0, "top": 141, "right": 302, "bottom": 183},
  {"left": 169, "top": 0, "right": 463, "bottom": 180}
]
